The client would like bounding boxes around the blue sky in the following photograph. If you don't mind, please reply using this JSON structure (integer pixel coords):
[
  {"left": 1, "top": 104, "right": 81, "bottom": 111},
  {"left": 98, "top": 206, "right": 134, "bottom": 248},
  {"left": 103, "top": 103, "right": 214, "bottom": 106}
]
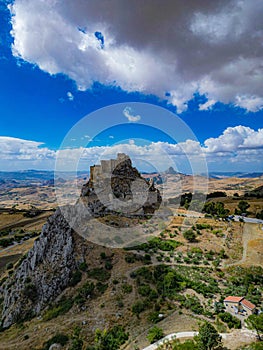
[{"left": 0, "top": 0, "right": 263, "bottom": 173}]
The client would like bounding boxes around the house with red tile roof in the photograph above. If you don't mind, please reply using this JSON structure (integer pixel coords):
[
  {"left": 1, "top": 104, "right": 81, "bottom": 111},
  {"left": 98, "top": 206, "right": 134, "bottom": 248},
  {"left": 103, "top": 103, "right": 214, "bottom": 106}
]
[{"left": 224, "top": 296, "right": 256, "bottom": 316}]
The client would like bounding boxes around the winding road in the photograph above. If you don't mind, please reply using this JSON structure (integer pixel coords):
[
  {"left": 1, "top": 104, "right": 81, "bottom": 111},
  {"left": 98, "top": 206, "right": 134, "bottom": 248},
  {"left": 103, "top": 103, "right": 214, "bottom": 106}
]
[{"left": 142, "top": 329, "right": 256, "bottom": 350}]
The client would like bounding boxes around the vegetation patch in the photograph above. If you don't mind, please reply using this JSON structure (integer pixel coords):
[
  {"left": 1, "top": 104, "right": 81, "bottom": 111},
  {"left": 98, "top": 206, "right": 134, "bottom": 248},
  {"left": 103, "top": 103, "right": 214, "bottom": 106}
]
[{"left": 43, "top": 296, "right": 74, "bottom": 321}]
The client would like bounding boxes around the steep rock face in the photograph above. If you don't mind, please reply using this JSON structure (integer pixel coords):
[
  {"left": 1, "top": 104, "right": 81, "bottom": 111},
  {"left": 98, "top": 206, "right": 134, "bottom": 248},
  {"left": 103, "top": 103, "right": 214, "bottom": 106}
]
[
  {"left": 81, "top": 155, "right": 162, "bottom": 217},
  {"left": 1, "top": 209, "right": 77, "bottom": 328}
]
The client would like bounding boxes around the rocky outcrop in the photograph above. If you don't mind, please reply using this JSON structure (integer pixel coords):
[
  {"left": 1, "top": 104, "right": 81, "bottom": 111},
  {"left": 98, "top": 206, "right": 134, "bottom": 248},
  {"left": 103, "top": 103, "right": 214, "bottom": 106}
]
[
  {"left": 81, "top": 154, "right": 162, "bottom": 217},
  {"left": 1, "top": 209, "right": 77, "bottom": 328},
  {"left": 1, "top": 154, "right": 162, "bottom": 328}
]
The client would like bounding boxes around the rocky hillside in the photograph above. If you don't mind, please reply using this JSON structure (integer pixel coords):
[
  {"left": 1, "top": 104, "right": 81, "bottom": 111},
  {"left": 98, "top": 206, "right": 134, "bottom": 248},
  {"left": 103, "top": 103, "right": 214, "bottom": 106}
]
[
  {"left": 0, "top": 209, "right": 81, "bottom": 328},
  {"left": 0, "top": 154, "right": 162, "bottom": 329}
]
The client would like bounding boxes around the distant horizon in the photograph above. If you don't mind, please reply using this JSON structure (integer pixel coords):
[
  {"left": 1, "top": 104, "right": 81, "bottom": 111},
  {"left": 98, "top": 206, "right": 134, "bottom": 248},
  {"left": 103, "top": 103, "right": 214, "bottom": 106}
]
[{"left": 0, "top": 168, "right": 262, "bottom": 177}]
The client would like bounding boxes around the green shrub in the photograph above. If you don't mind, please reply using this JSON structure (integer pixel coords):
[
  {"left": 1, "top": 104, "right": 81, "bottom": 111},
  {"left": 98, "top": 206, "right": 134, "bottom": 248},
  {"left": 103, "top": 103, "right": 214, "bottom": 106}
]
[
  {"left": 69, "top": 270, "right": 82, "bottom": 287},
  {"left": 93, "top": 325, "right": 128, "bottom": 350},
  {"left": 75, "top": 282, "right": 95, "bottom": 305},
  {"left": 132, "top": 300, "right": 145, "bottom": 317},
  {"left": 196, "top": 223, "right": 211, "bottom": 230},
  {"left": 147, "top": 326, "right": 164, "bottom": 344},
  {"left": 43, "top": 297, "right": 74, "bottom": 321},
  {"left": 96, "top": 282, "right": 108, "bottom": 294},
  {"left": 105, "top": 261, "right": 113, "bottom": 270},
  {"left": 183, "top": 229, "right": 197, "bottom": 242},
  {"left": 218, "top": 312, "right": 241, "bottom": 329},
  {"left": 168, "top": 340, "right": 197, "bottom": 350},
  {"left": 42, "top": 333, "right": 69, "bottom": 350},
  {"left": 6, "top": 262, "right": 13, "bottom": 270},
  {"left": 100, "top": 252, "right": 107, "bottom": 259},
  {"left": 125, "top": 254, "right": 136, "bottom": 263},
  {"left": 87, "top": 268, "right": 111, "bottom": 282},
  {"left": 121, "top": 283, "right": 133, "bottom": 294},
  {"left": 79, "top": 261, "right": 88, "bottom": 271}
]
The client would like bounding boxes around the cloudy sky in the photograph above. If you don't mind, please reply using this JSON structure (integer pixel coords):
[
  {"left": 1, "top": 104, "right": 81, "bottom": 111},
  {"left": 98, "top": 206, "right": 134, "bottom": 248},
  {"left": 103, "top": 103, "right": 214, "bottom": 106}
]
[{"left": 0, "top": 0, "right": 263, "bottom": 172}]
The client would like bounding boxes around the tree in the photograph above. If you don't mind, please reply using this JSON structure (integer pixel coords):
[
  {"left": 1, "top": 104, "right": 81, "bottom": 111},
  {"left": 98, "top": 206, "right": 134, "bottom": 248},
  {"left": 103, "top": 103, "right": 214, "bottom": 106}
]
[
  {"left": 132, "top": 300, "right": 145, "bottom": 318},
  {"left": 69, "top": 326, "right": 83, "bottom": 350},
  {"left": 195, "top": 321, "right": 223, "bottom": 350},
  {"left": 183, "top": 229, "right": 197, "bottom": 242},
  {"left": 237, "top": 200, "right": 250, "bottom": 214},
  {"left": 93, "top": 325, "right": 128, "bottom": 350},
  {"left": 203, "top": 202, "right": 229, "bottom": 218},
  {"left": 246, "top": 314, "right": 263, "bottom": 341},
  {"left": 147, "top": 326, "right": 164, "bottom": 343},
  {"left": 256, "top": 210, "right": 263, "bottom": 220}
]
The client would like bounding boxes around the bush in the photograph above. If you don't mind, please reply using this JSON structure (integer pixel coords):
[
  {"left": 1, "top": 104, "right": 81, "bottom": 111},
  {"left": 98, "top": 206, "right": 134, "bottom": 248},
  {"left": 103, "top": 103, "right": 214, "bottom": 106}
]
[
  {"left": 147, "top": 326, "right": 164, "bottom": 344},
  {"left": 218, "top": 312, "right": 241, "bottom": 329},
  {"left": 75, "top": 282, "right": 95, "bottom": 305},
  {"left": 42, "top": 333, "right": 69, "bottom": 350},
  {"left": 105, "top": 261, "right": 113, "bottom": 270},
  {"left": 87, "top": 268, "right": 111, "bottom": 282},
  {"left": 168, "top": 340, "right": 198, "bottom": 350},
  {"left": 125, "top": 254, "right": 136, "bottom": 263},
  {"left": 132, "top": 300, "right": 145, "bottom": 317},
  {"left": 121, "top": 283, "right": 133, "bottom": 294},
  {"left": 100, "top": 252, "right": 107, "bottom": 259},
  {"left": 69, "top": 270, "right": 82, "bottom": 287},
  {"left": 43, "top": 297, "right": 74, "bottom": 321},
  {"left": 93, "top": 325, "right": 128, "bottom": 350},
  {"left": 6, "top": 262, "right": 13, "bottom": 270},
  {"left": 183, "top": 229, "right": 197, "bottom": 242},
  {"left": 96, "top": 282, "right": 108, "bottom": 294},
  {"left": 79, "top": 261, "right": 88, "bottom": 271}
]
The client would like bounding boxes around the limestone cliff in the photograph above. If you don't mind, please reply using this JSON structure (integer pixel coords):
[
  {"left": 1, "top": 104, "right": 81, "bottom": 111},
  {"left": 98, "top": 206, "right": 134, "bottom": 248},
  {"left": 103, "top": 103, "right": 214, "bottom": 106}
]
[{"left": 1, "top": 209, "right": 78, "bottom": 328}]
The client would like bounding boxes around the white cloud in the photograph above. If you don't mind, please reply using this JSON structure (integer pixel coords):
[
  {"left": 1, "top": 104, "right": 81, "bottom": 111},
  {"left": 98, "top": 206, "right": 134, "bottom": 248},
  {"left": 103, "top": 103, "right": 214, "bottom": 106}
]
[
  {"left": 0, "top": 136, "right": 56, "bottom": 170},
  {"left": 204, "top": 125, "right": 263, "bottom": 153},
  {"left": 9, "top": 0, "right": 263, "bottom": 113},
  {"left": 199, "top": 99, "right": 216, "bottom": 111},
  {"left": 235, "top": 95, "right": 263, "bottom": 112},
  {"left": 123, "top": 107, "right": 141, "bottom": 122},
  {"left": 1, "top": 126, "right": 263, "bottom": 171},
  {"left": 0, "top": 136, "right": 55, "bottom": 160},
  {"left": 67, "top": 91, "right": 74, "bottom": 101}
]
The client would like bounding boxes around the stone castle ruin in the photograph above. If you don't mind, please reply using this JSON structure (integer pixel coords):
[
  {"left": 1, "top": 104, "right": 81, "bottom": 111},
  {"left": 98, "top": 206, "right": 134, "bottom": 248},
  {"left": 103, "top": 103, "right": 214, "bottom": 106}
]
[
  {"left": 89, "top": 153, "right": 128, "bottom": 185},
  {"left": 81, "top": 153, "right": 162, "bottom": 217}
]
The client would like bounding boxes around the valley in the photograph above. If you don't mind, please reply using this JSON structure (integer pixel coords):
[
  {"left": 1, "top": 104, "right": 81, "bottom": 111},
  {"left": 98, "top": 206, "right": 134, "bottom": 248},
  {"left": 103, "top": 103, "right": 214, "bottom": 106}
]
[{"left": 0, "top": 165, "right": 262, "bottom": 350}]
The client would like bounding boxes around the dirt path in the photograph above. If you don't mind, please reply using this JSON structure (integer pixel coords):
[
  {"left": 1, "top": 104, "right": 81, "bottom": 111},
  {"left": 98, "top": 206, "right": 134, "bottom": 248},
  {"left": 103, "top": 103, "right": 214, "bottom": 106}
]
[{"left": 225, "top": 222, "right": 263, "bottom": 267}]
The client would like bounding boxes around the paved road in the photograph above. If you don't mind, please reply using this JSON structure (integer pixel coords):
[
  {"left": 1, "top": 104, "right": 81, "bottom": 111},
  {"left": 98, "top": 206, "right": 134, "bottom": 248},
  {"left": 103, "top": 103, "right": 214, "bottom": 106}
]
[
  {"left": 232, "top": 215, "right": 263, "bottom": 224},
  {"left": 142, "top": 332, "right": 198, "bottom": 350},
  {"left": 142, "top": 330, "right": 255, "bottom": 350}
]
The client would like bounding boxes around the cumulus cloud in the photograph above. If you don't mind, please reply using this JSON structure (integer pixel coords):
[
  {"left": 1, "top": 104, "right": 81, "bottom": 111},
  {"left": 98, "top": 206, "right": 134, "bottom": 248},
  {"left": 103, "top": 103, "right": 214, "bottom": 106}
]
[
  {"left": 9, "top": 0, "right": 263, "bottom": 113},
  {"left": 203, "top": 125, "right": 263, "bottom": 153},
  {"left": 1, "top": 125, "right": 263, "bottom": 171},
  {"left": 0, "top": 136, "right": 56, "bottom": 170},
  {"left": 123, "top": 107, "right": 141, "bottom": 122},
  {"left": 0, "top": 136, "right": 55, "bottom": 160}
]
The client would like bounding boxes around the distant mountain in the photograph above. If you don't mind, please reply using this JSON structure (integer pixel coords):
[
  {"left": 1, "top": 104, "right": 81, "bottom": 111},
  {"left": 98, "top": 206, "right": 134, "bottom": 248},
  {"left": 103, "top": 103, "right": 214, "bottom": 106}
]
[
  {"left": 0, "top": 170, "right": 89, "bottom": 189},
  {"left": 165, "top": 166, "right": 179, "bottom": 175},
  {"left": 207, "top": 172, "right": 263, "bottom": 179}
]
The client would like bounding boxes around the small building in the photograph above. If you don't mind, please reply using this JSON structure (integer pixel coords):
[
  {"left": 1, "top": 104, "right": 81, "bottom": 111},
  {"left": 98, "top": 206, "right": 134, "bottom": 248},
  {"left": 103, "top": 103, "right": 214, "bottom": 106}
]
[{"left": 224, "top": 296, "right": 256, "bottom": 316}]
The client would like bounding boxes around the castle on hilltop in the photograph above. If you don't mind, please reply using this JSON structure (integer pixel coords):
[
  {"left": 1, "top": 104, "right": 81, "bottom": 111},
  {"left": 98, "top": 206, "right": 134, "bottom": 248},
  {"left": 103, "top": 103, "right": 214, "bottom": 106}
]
[{"left": 89, "top": 153, "right": 129, "bottom": 184}]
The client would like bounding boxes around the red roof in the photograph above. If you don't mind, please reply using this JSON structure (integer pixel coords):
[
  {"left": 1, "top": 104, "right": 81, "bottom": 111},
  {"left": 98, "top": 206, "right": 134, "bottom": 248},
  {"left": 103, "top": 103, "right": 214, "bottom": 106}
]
[
  {"left": 224, "top": 296, "right": 244, "bottom": 303},
  {"left": 241, "top": 299, "right": 256, "bottom": 310}
]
